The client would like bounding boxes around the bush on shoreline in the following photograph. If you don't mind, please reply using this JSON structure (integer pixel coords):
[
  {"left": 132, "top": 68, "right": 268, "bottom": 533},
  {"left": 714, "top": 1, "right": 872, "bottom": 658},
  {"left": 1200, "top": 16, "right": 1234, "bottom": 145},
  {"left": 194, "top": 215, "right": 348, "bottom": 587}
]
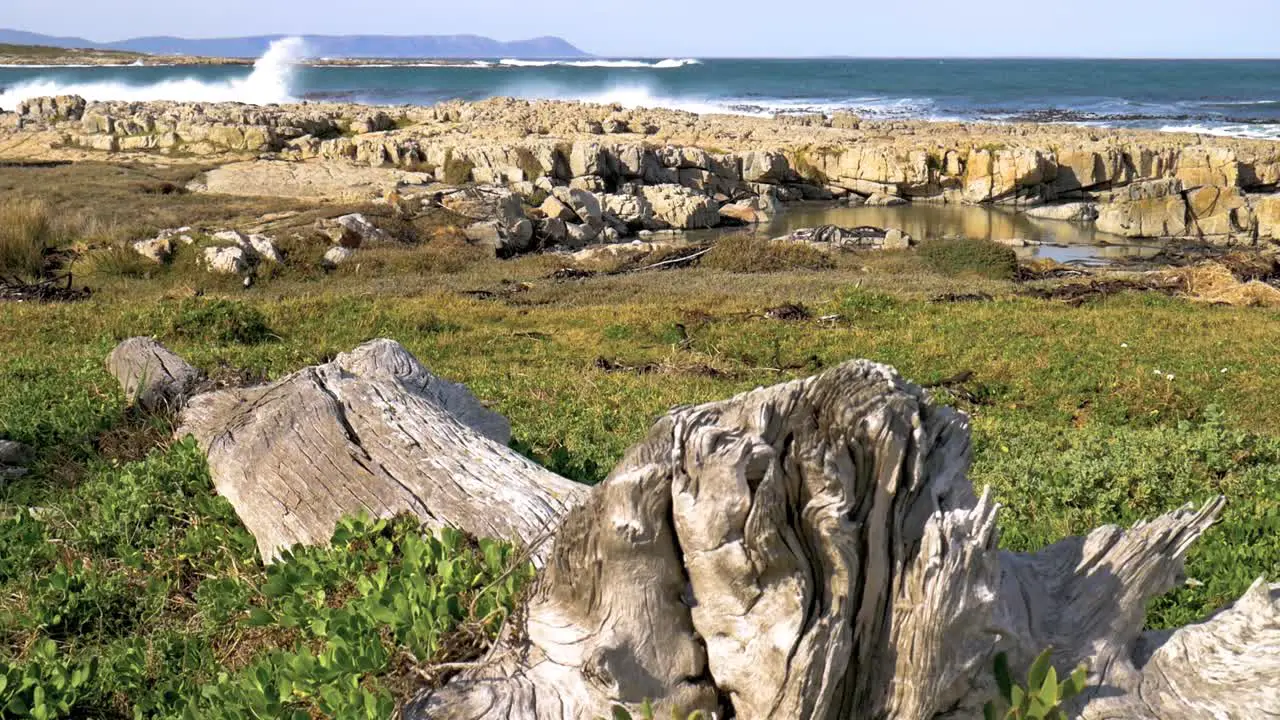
[{"left": 920, "top": 238, "right": 1018, "bottom": 281}]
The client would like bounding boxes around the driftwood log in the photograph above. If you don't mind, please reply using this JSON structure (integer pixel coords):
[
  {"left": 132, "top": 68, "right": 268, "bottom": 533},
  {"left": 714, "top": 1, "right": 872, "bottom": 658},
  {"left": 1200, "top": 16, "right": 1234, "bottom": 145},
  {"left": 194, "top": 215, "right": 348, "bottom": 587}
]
[
  {"left": 108, "top": 337, "right": 203, "bottom": 414},
  {"left": 107, "top": 338, "right": 587, "bottom": 561},
  {"left": 106, "top": 339, "right": 1279, "bottom": 717}
]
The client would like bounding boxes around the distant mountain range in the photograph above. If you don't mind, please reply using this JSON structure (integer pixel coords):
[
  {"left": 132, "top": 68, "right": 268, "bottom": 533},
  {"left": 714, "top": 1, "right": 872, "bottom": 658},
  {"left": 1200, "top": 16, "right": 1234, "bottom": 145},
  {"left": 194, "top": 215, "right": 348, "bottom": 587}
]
[{"left": 0, "top": 29, "right": 587, "bottom": 59}]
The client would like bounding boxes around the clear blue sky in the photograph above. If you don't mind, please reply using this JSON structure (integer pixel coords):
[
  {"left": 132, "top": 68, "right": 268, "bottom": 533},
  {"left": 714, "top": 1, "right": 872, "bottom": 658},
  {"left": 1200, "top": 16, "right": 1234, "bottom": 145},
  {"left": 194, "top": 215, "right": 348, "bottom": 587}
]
[{"left": 5, "top": 0, "right": 1280, "bottom": 58}]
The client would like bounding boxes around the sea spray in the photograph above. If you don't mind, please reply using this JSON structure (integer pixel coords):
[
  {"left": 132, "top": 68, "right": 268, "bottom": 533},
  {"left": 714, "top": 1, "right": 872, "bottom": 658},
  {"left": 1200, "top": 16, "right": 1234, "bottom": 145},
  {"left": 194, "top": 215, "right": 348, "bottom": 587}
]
[{"left": 0, "top": 36, "right": 308, "bottom": 110}]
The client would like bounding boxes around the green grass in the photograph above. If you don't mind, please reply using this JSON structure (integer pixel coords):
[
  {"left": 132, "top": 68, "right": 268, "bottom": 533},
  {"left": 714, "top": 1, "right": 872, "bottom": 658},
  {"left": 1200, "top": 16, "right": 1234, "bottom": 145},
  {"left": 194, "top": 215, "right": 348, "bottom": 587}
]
[{"left": 2, "top": 162, "right": 1280, "bottom": 717}]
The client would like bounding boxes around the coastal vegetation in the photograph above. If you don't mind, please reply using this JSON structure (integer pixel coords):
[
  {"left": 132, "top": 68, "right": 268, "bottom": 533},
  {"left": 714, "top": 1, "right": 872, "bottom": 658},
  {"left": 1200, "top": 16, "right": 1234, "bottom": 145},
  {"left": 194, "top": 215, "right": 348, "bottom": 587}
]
[{"left": 0, "top": 111, "right": 1278, "bottom": 715}]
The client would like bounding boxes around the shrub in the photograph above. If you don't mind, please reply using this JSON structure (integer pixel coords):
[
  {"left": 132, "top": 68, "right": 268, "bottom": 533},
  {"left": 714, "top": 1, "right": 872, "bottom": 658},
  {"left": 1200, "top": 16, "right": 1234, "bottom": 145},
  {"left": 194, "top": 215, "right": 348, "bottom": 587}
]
[
  {"left": 442, "top": 155, "right": 476, "bottom": 185},
  {"left": 80, "top": 245, "right": 156, "bottom": 279},
  {"left": 703, "top": 236, "right": 834, "bottom": 273},
  {"left": 0, "top": 199, "right": 58, "bottom": 280},
  {"left": 920, "top": 238, "right": 1018, "bottom": 281},
  {"left": 169, "top": 298, "right": 275, "bottom": 344}
]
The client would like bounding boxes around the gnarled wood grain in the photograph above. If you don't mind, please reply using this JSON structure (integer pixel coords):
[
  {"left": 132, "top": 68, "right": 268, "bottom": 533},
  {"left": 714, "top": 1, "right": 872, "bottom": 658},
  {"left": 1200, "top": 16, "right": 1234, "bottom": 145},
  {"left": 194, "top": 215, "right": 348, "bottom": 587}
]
[
  {"left": 408, "top": 360, "right": 1278, "bottom": 720},
  {"left": 165, "top": 339, "right": 586, "bottom": 561}
]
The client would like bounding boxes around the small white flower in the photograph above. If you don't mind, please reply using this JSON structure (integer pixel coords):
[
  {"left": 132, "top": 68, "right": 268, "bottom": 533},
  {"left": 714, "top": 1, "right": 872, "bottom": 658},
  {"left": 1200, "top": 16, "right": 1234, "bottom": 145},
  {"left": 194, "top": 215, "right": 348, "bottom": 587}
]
[
  {"left": 1121, "top": 342, "right": 1129, "bottom": 348},
  {"left": 1153, "top": 369, "right": 1163, "bottom": 376},
  {"left": 1221, "top": 368, "right": 1229, "bottom": 374},
  {"left": 1166, "top": 374, "right": 1175, "bottom": 381}
]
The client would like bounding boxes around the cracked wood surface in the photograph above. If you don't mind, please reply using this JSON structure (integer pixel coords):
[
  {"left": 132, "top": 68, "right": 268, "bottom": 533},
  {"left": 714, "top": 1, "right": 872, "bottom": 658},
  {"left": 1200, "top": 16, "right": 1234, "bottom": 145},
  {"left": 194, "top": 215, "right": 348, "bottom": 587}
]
[
  {"left": 169, "top": 339, "right": 586, "bottom": 561},
  {"left": 407, "top": 360, "right": 1279, "bottom": 720},
  {"left": 107, "top": 336, "right": 203, "bottom": 414}
]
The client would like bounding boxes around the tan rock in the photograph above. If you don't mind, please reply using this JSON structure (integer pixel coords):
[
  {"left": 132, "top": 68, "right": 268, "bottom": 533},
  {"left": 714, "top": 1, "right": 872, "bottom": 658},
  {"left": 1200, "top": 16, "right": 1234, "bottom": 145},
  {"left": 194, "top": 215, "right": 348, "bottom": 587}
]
[
  {"left": 639, "top": 185, "right": 720, "bottom": 230},
  {"left": 1255, "top": 194, "right": 1280, "bottom": 242},
  {"left": 1186, "top": 186, "right": 1255, "bottom": 239}
]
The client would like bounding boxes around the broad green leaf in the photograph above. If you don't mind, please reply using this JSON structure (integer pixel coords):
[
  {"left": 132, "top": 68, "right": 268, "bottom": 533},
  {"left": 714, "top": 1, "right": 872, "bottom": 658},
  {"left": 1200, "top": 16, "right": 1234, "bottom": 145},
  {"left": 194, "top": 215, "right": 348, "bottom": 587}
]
[
  {"left": 1027, "top": 648, "right": 1053, "bottom": 691},
  {"left": 1038, "top": 666, "right": 1059, "bottom": 708}
]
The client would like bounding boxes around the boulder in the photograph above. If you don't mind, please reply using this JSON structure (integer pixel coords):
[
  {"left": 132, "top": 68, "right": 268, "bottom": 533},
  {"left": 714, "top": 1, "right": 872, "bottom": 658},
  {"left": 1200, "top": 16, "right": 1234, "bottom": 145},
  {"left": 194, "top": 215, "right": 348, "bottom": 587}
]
[
  {"left": 132, "top": 237, "right": 173, "bottom": 263},
  {"left": 1024, "top": 202, "right": 1099, "bottom": 223},
  {"left": 569, "top": 176, "right": 607, "bottom": 193},
  {"left": 540, "top": 196, "right": 578, "bottom": 224},
  {"left": 718, "top": 194, "right": 778, "bottom": 225},
  {"left": 638, "top": 185, "right": 721, "bottom": 230},
  {"left": 1187, "top": 186, "right": 1256, "bottom": 241},
  {"left": 1255, "top": 194, "right": 1280, "bottom": 243},
  {"left": 246, "top": 234, "right": 283, "bottom": 263},
  {"left": 537, "top": 218, "right": 568, "bottom": 246},
  {"left": 741, "top": 151, "right": 790, "bottom": 183},
  {"left": 0, "top": 440, "right": 33, "bottom": 481},
  {"left": 566, "top": 221, "right": 601, "bottom": 248},
  {"left": 602, "top": 193, "right": 657, "bottom": 229},
  {"left": 329, "top": 213, "right": 393, "bottom": 248},
  {"left": 865, "top": 192, "right": 908, "bottom": 207},
  {"left": 1096, "top": 179, "right": 1188, "bottom": 238},
  {"left": 322, "top": 246, "right": 355, "bottom": 268},
  {"left": 201, "top": 246, "right": 251, "bottom": 275},
  {"left": 552, "top": 187, "right": 604, "bottom": 224}
]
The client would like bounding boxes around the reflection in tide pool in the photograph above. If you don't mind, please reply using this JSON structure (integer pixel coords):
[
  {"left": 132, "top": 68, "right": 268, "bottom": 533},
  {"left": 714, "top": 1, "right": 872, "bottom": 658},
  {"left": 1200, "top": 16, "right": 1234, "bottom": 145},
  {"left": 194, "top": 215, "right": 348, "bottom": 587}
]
[{"left": 690, "top": 202, "right": 1165, "bottom": 266}]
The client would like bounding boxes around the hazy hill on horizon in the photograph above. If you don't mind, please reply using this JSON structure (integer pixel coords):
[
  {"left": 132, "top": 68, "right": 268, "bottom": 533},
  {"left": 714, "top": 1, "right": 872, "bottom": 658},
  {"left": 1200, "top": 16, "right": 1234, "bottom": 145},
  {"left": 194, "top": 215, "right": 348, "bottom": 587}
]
[{"left": 0, "top": 28, "right": 588, "bottom": 58}]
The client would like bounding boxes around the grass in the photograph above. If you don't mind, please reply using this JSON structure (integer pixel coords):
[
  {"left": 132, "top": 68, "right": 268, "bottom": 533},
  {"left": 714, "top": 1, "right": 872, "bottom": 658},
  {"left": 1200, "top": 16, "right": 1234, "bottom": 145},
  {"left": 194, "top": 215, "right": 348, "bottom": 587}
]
[
  {"left": 0, "top": 200, "right": 59, "bottom": 281},
  {"left": 920, "top": 237, "right": 1019, "bottom": 280},
  {"left": 2, "top": 161, "right": 1280, "bottom": 716},
  {"left": 702, "top": 235, "right": 834, "bottom": 272}
]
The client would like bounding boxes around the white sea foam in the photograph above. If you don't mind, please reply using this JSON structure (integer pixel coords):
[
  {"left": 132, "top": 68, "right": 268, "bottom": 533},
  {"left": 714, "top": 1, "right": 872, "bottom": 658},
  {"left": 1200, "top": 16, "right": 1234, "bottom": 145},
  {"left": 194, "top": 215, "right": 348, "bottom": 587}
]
[
  {"left": 0, "top": 37, "right": 307, "bottom": 110},
  {"left": 498, "top": 58, "right": 700, "bottom": 69},
  {"left": 1160, "top": 123, "right": 1280, "bottom": 140}
]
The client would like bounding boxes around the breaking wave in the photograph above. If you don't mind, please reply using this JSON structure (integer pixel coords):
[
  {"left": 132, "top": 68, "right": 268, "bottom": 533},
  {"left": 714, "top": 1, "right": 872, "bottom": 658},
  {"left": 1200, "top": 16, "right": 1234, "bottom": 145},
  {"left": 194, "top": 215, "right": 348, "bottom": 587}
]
[{"left": 0, "top": 37, "right": 306, "bottom": 110}]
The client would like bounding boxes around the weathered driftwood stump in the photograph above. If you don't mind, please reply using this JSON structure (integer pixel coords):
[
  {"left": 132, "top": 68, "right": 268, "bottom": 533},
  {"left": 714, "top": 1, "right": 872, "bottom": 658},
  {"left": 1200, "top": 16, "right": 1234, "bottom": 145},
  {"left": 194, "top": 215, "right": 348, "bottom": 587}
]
[
  {"left": 404, "top": 360, "right": 1279, "bottom": 720},
  {"left": 108, "top": 337, "right": 203, "bottom": 414}
]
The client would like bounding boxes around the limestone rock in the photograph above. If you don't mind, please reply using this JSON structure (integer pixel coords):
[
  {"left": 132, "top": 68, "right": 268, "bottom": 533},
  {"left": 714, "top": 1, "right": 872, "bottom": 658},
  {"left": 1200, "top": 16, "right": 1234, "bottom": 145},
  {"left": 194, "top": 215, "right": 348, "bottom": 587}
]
[
  {"left": 718, "top": 194, "right": 779, "bottom": 224},
  {"left": 1187, "top": 186, "right": 1255, "bottom": 241},
  {"left": 537, "top": 218, "right": 568, "bottom": 245},
  {"left": 569, "top": 175, "right": 606, "bottom": 193},
  {"left": 246, "top": 234, "right": 283, "bottom": 263},
  {"left": 202, "top": 246, "right": 250, "bottom": 275},
  {"left": 1096, "top": 179, "right": 1189, "bottom": 238},
  {"left": 329, "top": 213, "right": 392, "bottom": 248},
  {"left": 552, "top": 187, "right": 604, "bottom": 224},
  {"left": 540, "top": 196, "right": 578, "bottom": 223},
  {"left": 1024, "top": 202, "right": 1099, "bottom": 223},
  {"left": 638, "top": 185, "right": 721, "bottom": 230},
  {"left": 866, "top": 192, "right": 909, "bottom": 206},
  {"left": 741, "top": 151, "right": 789, "bottom": 183},
  {"left": 322, "top": 246, "right": 354, "bottom": 268},
  {"left": 132, "top": 236, "right": 173, "bottom": 263},
  {"left": 1255, "top": 194, "right": 1280, "bottom": 243}
]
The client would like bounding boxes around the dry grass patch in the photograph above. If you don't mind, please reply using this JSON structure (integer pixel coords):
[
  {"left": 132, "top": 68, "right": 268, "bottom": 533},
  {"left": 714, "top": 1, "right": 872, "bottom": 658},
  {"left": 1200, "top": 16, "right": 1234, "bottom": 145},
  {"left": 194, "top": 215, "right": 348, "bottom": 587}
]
[
  {"left": 703, "top": 236, "right": 834, "bottom": 273},
  {"left": 0, "top": 200, "right": 60, "bottom": 281}
]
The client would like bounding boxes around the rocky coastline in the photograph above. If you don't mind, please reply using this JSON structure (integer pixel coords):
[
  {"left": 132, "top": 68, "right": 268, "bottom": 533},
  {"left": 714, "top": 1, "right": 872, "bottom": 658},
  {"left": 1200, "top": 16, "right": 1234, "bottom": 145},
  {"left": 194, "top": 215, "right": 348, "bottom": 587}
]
[{"left": 4, "top": 95, "right": 1279, "bottom": 258}]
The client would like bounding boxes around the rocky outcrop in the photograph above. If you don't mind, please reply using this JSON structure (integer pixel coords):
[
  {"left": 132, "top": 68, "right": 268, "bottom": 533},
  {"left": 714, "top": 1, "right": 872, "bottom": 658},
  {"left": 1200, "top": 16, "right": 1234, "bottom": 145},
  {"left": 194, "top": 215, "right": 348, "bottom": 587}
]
[{"left": 9, "top": 96, "right": 1280, "bottom": 247}]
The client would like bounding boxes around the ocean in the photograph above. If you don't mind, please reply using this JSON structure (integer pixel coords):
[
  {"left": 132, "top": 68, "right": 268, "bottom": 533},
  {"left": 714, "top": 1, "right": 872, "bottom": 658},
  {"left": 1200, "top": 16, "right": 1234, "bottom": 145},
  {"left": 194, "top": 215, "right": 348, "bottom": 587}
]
[{"left": 2, "top": 38, "right": 1278, "bottom": 140}]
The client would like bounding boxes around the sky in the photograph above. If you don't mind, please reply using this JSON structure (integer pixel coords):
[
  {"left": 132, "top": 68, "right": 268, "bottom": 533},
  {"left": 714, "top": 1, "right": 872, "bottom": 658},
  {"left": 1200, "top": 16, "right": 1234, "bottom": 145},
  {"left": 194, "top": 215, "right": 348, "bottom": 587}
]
[{"left": 4, "top": 0, "right": 1280, "bottom": 58}]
